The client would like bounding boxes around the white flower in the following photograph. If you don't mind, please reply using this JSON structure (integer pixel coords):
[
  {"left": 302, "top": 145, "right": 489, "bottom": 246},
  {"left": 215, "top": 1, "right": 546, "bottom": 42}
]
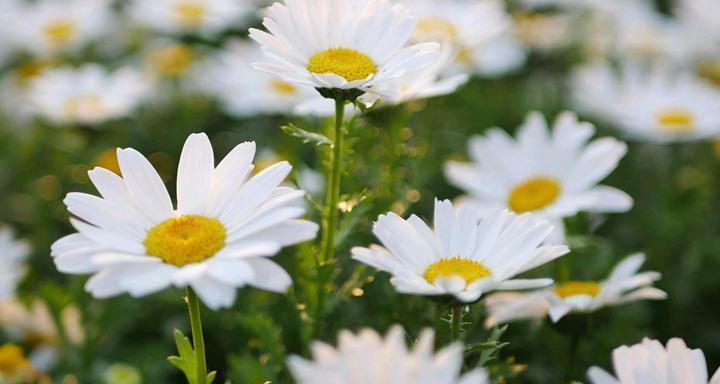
[
  {"left": 196, "top": 40, "right": 315, "bottom": 117},
  {"left": 484, "top": 253, "right": 667, "bottom": 326},
  {"left": 0, "top": 228, "right": 30, "bottom": 304},
  {"left": 352, "top": 199, "right": 569, "bottom": 302},
  {"left": 444, "top": 111, "right": 632, "bottom": 241},
  {"left": 0, "top": 299, "right": 84, "bottom": 371},
  {"left": 288, "top": 326, "right": 488, "bottom": 384},
  {"left": 51, "top": 133, "right": 319, "bottom": 310},
  {"left": 678, "top": 0, "right": 720, "bottom": 46},
  {"left": 129, "top": 0, "right": 256, "bottom": 36},
  {"left": 401, "top": 0, "right": 526, "bottom": 76},
  {"left": 249, "top": 0, "right": 439, "bottom": 98},
  {"left": 587, "top": 338, "right": 720, "bottom": 384},
  {"left": 0, "top": 0, "right": 113, "bottom": 58},
  {"left": 28, "top": 64, "right": 153, "bottom": 125},
  {"left": 572, "top": 61, "right": 720, "bottom": 143}
]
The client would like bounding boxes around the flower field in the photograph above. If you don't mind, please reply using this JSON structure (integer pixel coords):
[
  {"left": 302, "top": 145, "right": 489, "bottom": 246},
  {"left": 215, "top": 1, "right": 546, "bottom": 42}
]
[{"left": 0, "top": 0, "right": 719, "bottom": 383}]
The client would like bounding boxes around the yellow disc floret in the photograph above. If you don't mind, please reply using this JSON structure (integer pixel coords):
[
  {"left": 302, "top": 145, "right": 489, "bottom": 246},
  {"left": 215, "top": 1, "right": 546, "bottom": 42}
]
[
  {"left": 657, "top": 108, "right": 695, "bottom": 133},
  {"left": 307, "top": 48, "right": 377, "bottom": 82},
  {"left": 174, "top": 2, "right": 207, "bottom": 26},
  {"left": 44, "top": 19, "right": 76, "bottom": 46},
  {"left": 0, "top": 343, "right": 32, "bottom": 376},
  {"left": 144, "top": 215, "right": 226, "bottom": 266},
  {"left": 270, "top": 80, "right": 298, "bottom": 95},
  {"left": 508, "top": 177, "right": 561, "bottom": 213},
  {"left": 64, "top": 95, "right": 105, "bottom": 121},
  {"left": 423, "top": 257, "right": 492, "bottom": 285},
  {"left": 415, "top": 17, "right": 458, "bottom": 40},
  {"left": 553, "top": 281, "right": 601, "bottom": 298},
  {"left": 148, "top": 44, "right": 195, "bottom": 77}
]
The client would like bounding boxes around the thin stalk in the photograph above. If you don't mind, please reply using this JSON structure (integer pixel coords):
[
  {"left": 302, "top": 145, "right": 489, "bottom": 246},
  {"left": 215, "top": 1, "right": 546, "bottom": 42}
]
[
  {"left": 186, "top": 288, "right": 207, "bottom": 384},
  {"left": 314, "top": 98, "right": 346, "bottom": 336},
  {"left": 450, "top": 305, "right": 465, "bottom": 341}
]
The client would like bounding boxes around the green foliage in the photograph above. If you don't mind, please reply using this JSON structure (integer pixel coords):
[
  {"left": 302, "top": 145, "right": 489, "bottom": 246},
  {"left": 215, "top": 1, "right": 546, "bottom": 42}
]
[{"left": 168, "top": 329, "right": 217, "bottom": 384}]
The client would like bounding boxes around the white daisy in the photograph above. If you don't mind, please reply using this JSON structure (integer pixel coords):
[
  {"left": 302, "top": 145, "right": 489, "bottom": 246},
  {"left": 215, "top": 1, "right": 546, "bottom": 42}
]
[
  {"left": 249, "top": 0, "right": 439, "bottom": 99},
  {"left": 0, "top": 0, "right": 113, "bottom": 58},
  {"left": 196, "top": 40, "right": 315, "bottom": 117},
  {"left": 129, "top": 0, "right": 256, "bottom": 36},
  {"left": 572, "top": 61, "right": 720, "bottom": 143},
  {"left": 444, "top": 111, "right": 632, "bottom": 241},
  {"left": 352, "top": 199, "right": 569, "bottom": 302},
  {"left": 587, "top": 338, "right": 720, "bottom": 384},
  {"left": 28, "top": 64, "right": 153, "bottom": 125},
  {"left": 0, "top": 60, "right": 55, "bottom": 122},
  {"left": 0, "top": 227, "right": 30, "bottom": 304},
  {"left": 288, "top": 326, "right": 488, "bottom": 384},
  {"left": 51, "top": 133, "right": 319, "bottom": 310},
  {"left": 484, "top": 253, "right": 667, "bottom": 326}
]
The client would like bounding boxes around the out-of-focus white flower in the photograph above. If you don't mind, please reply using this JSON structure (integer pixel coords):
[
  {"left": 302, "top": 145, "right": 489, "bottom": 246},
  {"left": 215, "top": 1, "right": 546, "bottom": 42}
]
[
  {"left": 143, "top": 41, "right": 201, "bottom": 80},
  {"left": 445, "top": 111, "right": 631, "bottom": 241},
  {"left": 513, "top": 12, "right": 576, "bottom": 52},
  {"left": 289, "top": 326, "right": 488, "bottom": 384},
  {"left": 28, "top": 64, "right": 154, "bottom": 125},
  {"left": 678, "top": 0, "right": 720, "bottom": 47},
  {"left": 0, "top": 0, "right": 113, "bottom": 58},
  {"left": 484, "top": 253, "right": 666, "bottom": 326},
  {"left": 402, "top": 0, "right": 526, "bottom": 76},
  {"left": 352, "top": 199, "right": 569, "bottom": 302},
  {"left": 0, "top": 299, "right": 84, "bottom": 371},
  {"left": 51, "top": 133, "right": 319, "bottom": 310},
  {"left": 587, "top": 338, "right": 720, "bottom": 384},
  {"left": 572, "top": 61, "right": 720, "bottom": 143},
  {"left": 196, "top": 40, "right": 315, "bottom": 117},
  {"left": 129, "top": 0, "right": 255, "bottom": 36},
  {"left": 249, "top": 0, "right": 439, "bottom": 99},
  {"left": 0, "top": 60, "right": 56, "bottom": 121},
  {"left": 0, "top": 228, "right": 30, "bottom": 304}
]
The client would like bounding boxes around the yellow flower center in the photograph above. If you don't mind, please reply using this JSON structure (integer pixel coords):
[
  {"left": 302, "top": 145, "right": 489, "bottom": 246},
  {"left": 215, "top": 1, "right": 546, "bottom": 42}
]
[
  {"left": 64, "top": 95, "right": 105, "bottom": 121},
  {"left": 307, "top": 48, "right": 377, "bottom": 82},
  {"left": 508, "top": 177, "right": 561, "bottom": 212},
  {"left": 144, "top": 215, "right": 226, "bottom": 266},
  {"left": 270, "top": 80, "right": 297, "bottom": 95},
  {"left": 415, "top": 17, "right": 459, "bottom": 40},
  {"left": 657, "top": 108, "right": 695, "bottom": 133},
  {"left": 148, "top": 44, "right": 195, "bottom": 77},
  {"left": 553, "top": 281, "right": 601, "bottom": 298},
  {"left": 423, "top": 257, "right": 492, "bottom": 285},
  {"left": 0, "top": 343, "right": 31, "bottom": 375},
  {"left": 14, "top": 61, "right": 47, "bottom": 88},
  {"left": 174, "top": 2, "right": 207, "bottom": 26},
  {"left": 44, "top": 19, "right": 76, "bottom": 45}
]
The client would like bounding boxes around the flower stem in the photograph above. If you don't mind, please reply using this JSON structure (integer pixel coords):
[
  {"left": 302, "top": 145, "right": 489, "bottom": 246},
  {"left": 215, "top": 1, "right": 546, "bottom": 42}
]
[
  {"left": 186, "top": 288, "right": 207, "bottom": 384},
  {"left": 450, "top": 305, "right": 465, "bottom": 341},
  {"left": 315, "top": 98, "right": 346, "bottom": 336}
]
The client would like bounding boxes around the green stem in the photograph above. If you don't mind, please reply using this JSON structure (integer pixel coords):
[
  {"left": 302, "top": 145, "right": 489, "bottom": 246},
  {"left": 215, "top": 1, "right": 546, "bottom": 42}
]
[
  {"left": 565, "top": 334, "right": 581, "bottom": 383},
  {"left": 450, "top": 305, "right": 465, "bottom": 342},
  {"left": 314, "top": 98, "right": 346, "bottom": 336},
  {"left": 186, "top": 288, "right": 207, "bottom": 384}
]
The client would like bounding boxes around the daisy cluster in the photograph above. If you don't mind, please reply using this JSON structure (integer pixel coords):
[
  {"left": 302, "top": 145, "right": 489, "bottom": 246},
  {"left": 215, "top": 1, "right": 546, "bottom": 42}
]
[{"left": 0, "top": 0, "right": 719, "bottom": 382}]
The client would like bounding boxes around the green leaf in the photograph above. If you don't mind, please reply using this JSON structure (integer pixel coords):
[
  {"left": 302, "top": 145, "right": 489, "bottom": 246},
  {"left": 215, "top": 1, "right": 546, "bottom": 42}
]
[
  {"left": 281, "top": 123, "right": 332, "bottom": 146},
  {"left": 472, "top": 325, "right": 509, "bottom": 367},
  {"left": 168, "top": 329, "right": 198, "bottom": 384},
  {"left": 206, "top": 371, "right": 217, "bottom": 384}
]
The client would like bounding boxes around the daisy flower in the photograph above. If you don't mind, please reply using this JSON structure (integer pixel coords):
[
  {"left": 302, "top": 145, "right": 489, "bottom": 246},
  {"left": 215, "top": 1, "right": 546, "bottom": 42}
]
[
  {"left": 678, "top": 0, "right": 720, "bottom": 46},
  {"left": 444, "top": 111, "right": 632, "bottom": 241},
  {"left": 0, "top": 60, "right": 55, "bottom": 122},
  {"left": 196, "top": 40, "right": 315, "bottom": 117},
  {"left": 249, "top": 0, "right": 439, "bottom": 100},
  {"left": 51, "top": 133, "right": 318, "bottom": 309},
  {"left": 352, "top": 199, "right": 569, "bottom": 302},
  {"left": 484, "top": 253, "right": 666, "bottom": 326},
  {"left": 572, "top": 62, "right": 720, "bottom": 143},
  {"left": 587, "top": 338, "right": 720, "bottom": 384},
  {"left": 401, "top": 0, "right": 526, "bottom": 76},
  {"left": 0, "top": 227, "right": 30, "bottom": 304},
  {"left": 129, "top": 0, "right": 256, "bottom": 36},
  {"left": 0, "top": 344, "right": 38, "bottom": 382},
  {"left": 289, "top": 326, "right": 488, "bottom": 384},
  {"left": 28, "top": 64, "right": 153, "bottom": 126},
  {"left": 0, "top": 0, "right": 113, "bottom": 58}
]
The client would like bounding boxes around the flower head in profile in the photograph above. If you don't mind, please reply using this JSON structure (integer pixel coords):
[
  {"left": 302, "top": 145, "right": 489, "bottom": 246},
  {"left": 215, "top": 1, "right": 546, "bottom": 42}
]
[
  {"left": 445, "top": 111, "right": 632, "bottom": 241},
  {"left": 249, "top": 0, "right": 439, "bottom": 100},
  {"left": 130, "top": 0, "right": 255, "bottom": 36},
  {"left": 0, "top": 227, "right": 30, "bottom": 304},
  {"left": 484, "top": 253, "right": 666, "bottom": 326},
  {"left": 572, "top": 61, "right": 720, "bottom": 143},
  {"left": 51, "top": 133, "right": 319, "bottom": 309},
  {"left": 289, "top": 326, "right": 488, "bottom": 384},
  {"left": 587, "top": 338, "right": 720, "bottom": 384},
  {"left": 352, "top": 199, "right": 569, "bottom": 302},
  {"left": 29, "top": 64, "right": 153, "bottom": 126}
]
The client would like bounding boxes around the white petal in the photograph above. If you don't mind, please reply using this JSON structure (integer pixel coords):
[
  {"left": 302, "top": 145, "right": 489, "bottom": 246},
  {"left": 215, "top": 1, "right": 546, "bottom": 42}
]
[{"left": 176, "top": 133, "right": 215, "bottom": 215}]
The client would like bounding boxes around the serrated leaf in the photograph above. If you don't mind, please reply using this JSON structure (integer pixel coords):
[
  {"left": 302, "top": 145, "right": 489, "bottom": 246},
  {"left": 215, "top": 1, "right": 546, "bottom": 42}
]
[
  {"left": 281, "top": 124, "right": 332, "bottom": 146},
  {"left": 168, "top": 329, "right": 198, "bottom": 384}
]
